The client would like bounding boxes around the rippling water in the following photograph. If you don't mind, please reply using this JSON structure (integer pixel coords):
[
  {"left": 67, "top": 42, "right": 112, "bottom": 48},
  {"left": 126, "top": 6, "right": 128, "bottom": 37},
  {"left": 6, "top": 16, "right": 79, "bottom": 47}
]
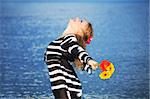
[{"left": 0, "top": 2, "right": 149, "bottom": 99}]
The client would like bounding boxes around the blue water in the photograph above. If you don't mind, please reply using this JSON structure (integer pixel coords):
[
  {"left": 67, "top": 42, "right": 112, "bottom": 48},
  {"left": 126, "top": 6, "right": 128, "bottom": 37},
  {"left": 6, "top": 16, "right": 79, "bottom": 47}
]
[{"left": 0, "top": 2, "right": 149, "bottom": 99}]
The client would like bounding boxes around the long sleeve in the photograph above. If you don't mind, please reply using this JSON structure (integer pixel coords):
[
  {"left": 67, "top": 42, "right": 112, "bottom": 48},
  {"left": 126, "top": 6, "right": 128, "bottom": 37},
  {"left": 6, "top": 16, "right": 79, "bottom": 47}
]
[{"left": 61, "top": 34, "right": 93, "bottom": 74}]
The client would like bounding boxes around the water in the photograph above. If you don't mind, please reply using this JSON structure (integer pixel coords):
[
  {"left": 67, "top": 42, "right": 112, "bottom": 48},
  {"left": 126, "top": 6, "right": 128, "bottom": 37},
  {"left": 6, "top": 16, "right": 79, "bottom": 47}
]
[{"left": 0, "top": 2, "right": 149, "bottom": 99}]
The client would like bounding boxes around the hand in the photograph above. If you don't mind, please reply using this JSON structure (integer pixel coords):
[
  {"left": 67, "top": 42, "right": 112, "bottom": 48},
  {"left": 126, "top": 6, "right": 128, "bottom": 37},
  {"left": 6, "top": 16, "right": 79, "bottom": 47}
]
[{"left": 88, "top": 60, "right": 99, "bottom": 70}]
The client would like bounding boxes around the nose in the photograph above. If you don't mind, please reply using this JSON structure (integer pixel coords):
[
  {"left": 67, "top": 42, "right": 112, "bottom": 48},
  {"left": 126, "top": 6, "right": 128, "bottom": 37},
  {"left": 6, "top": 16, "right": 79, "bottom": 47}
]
[
  {"left": 75, "top": 17, "right": 80, "bottom": 21},
  {"left": 72, "top": 17, "right": 80, "bottom": 22}
]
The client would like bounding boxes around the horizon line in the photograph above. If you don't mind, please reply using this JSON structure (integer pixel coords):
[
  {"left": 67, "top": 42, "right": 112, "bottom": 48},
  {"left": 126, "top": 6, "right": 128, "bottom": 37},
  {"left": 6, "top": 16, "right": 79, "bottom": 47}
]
[{"left": 1, "top": 0, "right": 149, "bottom": 3}]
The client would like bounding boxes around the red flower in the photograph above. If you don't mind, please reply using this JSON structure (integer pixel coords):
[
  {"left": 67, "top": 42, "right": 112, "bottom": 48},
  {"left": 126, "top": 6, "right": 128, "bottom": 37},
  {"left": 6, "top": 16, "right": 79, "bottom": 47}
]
[{"left": 99, "top": 60, "right": 110, "bottom": 71}]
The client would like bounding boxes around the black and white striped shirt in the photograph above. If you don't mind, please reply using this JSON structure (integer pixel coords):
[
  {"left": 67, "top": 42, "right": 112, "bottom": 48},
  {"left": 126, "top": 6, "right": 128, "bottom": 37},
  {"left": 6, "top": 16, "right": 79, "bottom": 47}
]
[{"left": 44, "top": 34, "right": 92, "bottom": 99}]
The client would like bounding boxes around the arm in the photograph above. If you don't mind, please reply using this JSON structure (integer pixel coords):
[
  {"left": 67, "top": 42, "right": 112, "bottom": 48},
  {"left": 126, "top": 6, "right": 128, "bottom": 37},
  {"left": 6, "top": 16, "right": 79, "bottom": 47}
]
[{"left": 61, "top": 35, "right": 98, "bottom": 73}]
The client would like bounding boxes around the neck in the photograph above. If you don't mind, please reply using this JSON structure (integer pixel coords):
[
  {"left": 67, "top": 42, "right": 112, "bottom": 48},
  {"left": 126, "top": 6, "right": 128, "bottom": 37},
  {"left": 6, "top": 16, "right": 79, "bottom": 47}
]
[{"left": 63, "top": 28, "right": 75, "bottom": 35}]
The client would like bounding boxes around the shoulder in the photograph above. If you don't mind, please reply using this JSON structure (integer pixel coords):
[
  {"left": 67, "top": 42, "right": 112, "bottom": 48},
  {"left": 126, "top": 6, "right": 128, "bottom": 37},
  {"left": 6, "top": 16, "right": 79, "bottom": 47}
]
[
  {"left": 60, "top": 34, "right": 78, "bottom": 47},
  {"left": 63, "top": 34, "right": 76, "bottom": 38},
  {"left": 63, "top": 34, "right": 78, "bottom": 42}
]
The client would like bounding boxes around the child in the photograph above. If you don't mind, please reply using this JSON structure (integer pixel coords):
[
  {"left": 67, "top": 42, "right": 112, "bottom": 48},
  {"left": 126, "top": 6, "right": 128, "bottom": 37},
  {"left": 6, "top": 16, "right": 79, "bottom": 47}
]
[{"left": 44, "top": 17, "right": 99, "bottom": 99}]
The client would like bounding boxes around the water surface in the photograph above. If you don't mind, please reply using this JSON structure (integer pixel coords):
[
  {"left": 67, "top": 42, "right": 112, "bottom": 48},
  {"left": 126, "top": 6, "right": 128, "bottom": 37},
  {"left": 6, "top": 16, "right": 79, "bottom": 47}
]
[{"left": 0, "top": 2, "right": 149, "bottom": 99}]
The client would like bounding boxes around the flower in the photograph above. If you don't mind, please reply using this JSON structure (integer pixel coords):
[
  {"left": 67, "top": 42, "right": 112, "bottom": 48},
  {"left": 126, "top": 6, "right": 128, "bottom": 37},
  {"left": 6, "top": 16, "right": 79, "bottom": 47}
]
[
  {"left": 99, "top": 60, "right": 111, "bottom": 71},
  {"left": 106, "top": 63, "right": 115, "bottom": 74},
  {"left": 99, "top": 60, "right": 115, "bottom": 80},
  {"left": 99, "top": 71, "right": 111, "bottom": 80}
]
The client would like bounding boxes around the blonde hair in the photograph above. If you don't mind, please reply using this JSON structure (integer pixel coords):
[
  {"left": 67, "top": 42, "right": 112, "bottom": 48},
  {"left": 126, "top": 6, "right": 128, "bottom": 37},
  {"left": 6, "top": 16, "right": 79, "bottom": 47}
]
[{"left": 63, "top": 22, "right": 94, "bottom": 69}]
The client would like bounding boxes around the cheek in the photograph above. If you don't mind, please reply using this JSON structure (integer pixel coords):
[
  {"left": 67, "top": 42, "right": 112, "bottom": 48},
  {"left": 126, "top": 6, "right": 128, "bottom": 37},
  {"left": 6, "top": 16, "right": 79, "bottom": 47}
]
[
  {"left": 74, "top": 22, "right": 82, "bottom": 30},
  {"left": 70, "top": 22, "right": 81, "bottom": 31},
  {"left": 81, "top": 24, "right": 88, "bottom": 31},
  {"left": 69, "top": 21, "right": 76, "bottom": 28},
  {"left": 80, "top": 26, "right": 86, "bottom": 32}
]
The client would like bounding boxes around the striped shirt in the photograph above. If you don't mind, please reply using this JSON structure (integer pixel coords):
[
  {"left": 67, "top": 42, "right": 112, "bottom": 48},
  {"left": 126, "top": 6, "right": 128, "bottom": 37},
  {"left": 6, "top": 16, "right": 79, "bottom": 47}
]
[{"left": 44, "top": 34, "right": 92, "bottom": 99}]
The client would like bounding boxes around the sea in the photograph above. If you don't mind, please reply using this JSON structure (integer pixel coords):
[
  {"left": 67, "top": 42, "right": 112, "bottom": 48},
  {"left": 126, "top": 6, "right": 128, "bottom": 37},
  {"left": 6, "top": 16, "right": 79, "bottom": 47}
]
[{"left": 0, "top": 1, "right": 149, "bottom": 99}]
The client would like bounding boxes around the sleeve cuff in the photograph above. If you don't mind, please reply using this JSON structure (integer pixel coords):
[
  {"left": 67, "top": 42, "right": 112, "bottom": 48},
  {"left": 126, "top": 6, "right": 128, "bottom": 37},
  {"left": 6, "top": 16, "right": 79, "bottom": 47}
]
[{"left": 86, "top": 57, "right": 93, "bottom": 64}]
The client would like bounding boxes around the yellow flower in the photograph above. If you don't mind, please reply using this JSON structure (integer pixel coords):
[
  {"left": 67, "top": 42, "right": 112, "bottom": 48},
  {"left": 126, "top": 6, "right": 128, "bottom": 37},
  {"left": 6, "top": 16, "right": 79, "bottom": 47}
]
[
  {"left": 106, "top": 63, "right": 115, "bottom": 74},
  {"left": 99, "top": 71, "right": 112, "bottom": 80}
]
